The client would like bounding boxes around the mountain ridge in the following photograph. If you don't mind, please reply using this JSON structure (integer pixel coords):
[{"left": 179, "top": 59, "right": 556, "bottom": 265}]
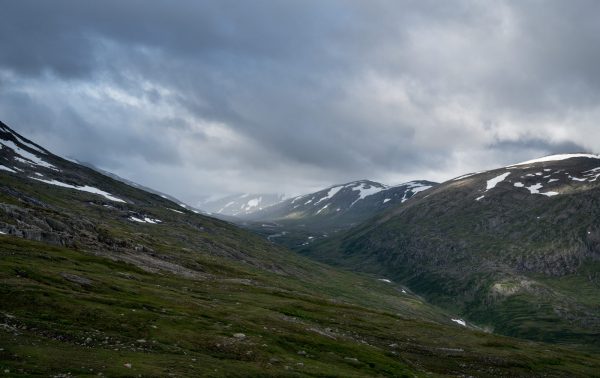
[
  {"left": 198, "top": 192, "right": 287, "bottom": 217},
  {"left": 233, "top": 179, "right": 436, "bottom": 249},
  {"left": 304, "top": 153, "right": 600, "bottom": 346}
]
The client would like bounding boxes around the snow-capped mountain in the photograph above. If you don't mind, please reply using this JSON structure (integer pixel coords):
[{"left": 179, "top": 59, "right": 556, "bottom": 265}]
[
  {"left": 0, "top": 124, "right": 202, "bottom": 214},
  {"left": 305, "top": 153, "right": 600, "bottom": 345},
  {"left": 242, "top": 179, "right": 436, "bottom": 224},
  {"left": 450, "top": 153, "right": 600, "bottom": 203},
  {"left": 237, "top": 179, "right": 436, "bottom": 248},
  {"left": 198, "top": 193, "right": 286, "bottom": 217}
]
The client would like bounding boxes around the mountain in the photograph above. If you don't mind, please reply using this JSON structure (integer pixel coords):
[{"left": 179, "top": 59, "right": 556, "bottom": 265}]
[
  {"left": 238, "top": 179, "right": 436, "bottom": 249},
  {"left": 304, "top": 153, "right": 600, "bottom": 346},
  {"left": 5, "top": 121, "right": 599, "bottom": 375},
  {"left": 72, "top": 158, "right": 204, "bottom": 212},
  {"left": 198, "top": 193, "right": 286, "bottom": 217}
]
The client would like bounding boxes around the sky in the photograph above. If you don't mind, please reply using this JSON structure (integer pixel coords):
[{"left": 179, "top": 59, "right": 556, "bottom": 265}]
[{"left": 1, "top": 0, "right": 600, "bottom": 205}]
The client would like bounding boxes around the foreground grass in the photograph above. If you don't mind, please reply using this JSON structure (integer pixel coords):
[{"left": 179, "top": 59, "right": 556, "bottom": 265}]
[{"left": 1, "top": 237, "right": 600, "bottom": 377}]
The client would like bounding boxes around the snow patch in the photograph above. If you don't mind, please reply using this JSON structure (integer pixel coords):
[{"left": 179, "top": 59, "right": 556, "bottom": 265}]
[
  {"left": 1, "top": 140, "right": 57, "bottom": 170},
  {"left": 486, "top": 172, "right": 511, "bottom": 191},
  {"left": 409, "top": 185, "right": 432, "bottom": 194},
  {"left": 526, "top": 183, "right": 543, "bottom": 194},
  {"left": 129, "top": 216, "right": 162, "bottom": 224},
  {"left": 378, "top": 279, "right": 392, "bottom": 283},
  {"left": 542, "top": 191, "right": 559, "bottom": 197},
  {"left": 569, "top": 176, "right": 587, "bottom": 182},
  {"left": 315, "top": 185, "right": 344, "bottom": 205},
  {"left": 349, "top": 183, "right": 385, "bottom": 207},
  {"left": 31, "top": 177, "right": 126, "bottom": 203},
  {"left": 245, "top": 197, "right": 260, "bottom": 209},
  {"left": 582, "top": 167, "right": 600, "bottom": 182},
  {"left": 383, "top": 198, "right": 391, "bottom": 204},
  {"left": 475, "top": 195, "right": 485, "bottom": 201},
  {"left": 316, "top": 204, "right": 329, "bottom": 214},
  {"left": 523, "top": 183, "right": 559, "bottom": 197},
  {"left": 395, "top": 181, "right": 432, "bottom": 203},
  {"left": 0, "top": 165, "right": 16, "bottom": 173},
  {"left": 451, "top": 319, "right": 466, "bottom": 327},
  {"left": 291, "top": 195, "right": 306, "bottom": 204},
  {"left": 12, "top": 133, "right": 47, "bottom": 155}
]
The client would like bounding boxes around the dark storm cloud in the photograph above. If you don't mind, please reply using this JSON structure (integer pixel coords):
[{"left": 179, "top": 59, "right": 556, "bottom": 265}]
[
  {"left": 1, "top": 1, "right": 599, "bottom": 202},
  {"left": 489, "top": 137, "right": 588, "bottom": 158}
]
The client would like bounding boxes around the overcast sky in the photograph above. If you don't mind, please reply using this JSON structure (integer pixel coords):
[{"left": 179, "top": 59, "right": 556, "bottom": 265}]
[{"left": 2, "top": 0, "right": 600, "bottom": 204}]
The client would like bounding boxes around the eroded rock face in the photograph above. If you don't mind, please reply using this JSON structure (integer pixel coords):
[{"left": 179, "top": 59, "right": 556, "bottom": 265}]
[{"left": 0, "top": 204, "right": 77, "bottom": 246}]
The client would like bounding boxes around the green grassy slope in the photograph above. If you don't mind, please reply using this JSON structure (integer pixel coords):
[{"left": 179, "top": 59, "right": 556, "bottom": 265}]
[
  {"left": 3, "top": 236, "right": 600, "bottom": 377},
  {"left": 303, "top": 157, "right": 600, "bottom": 347}
]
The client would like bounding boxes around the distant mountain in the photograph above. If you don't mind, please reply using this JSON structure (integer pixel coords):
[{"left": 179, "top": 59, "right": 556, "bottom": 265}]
[
  {"left": 243, "top": 179, "right": 435, "bottom": 224},
  {"left": 198, "top": 193, "right": 286, "bottom": 216},
  {"left": 238, "top": 179, "right": 436, "bottom": 248},
  {"left": 304, "top": 153, "right": 600, "bottom": 346}
]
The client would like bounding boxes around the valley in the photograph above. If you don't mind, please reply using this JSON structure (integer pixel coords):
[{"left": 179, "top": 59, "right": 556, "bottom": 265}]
[{"left": 1, "top": 123, "right": 600, "bottom": 376}]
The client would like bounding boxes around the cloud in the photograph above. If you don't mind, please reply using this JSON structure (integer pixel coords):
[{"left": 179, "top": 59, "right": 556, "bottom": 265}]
[{"left": 1, "top": 1, "right": 600, "bottom": 204}]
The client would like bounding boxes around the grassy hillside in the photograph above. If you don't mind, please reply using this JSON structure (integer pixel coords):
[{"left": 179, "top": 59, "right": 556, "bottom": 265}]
[
  {"left": 3, "top": 236, "right": 600, "bottom": 377},
  {"left": 303, "top": 157, "right": 600, "bottom": 347}
]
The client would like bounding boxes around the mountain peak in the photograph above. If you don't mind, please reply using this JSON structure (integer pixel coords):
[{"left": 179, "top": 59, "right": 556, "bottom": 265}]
[{"left": 0, "top": 122, "right": 59, "bottom": 174}]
